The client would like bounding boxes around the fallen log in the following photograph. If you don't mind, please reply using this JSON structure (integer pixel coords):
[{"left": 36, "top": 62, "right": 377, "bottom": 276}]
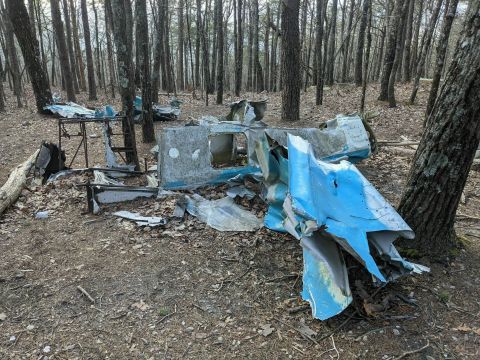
[{"left": 0, "top": 150, "right": 39, "bottom": 215}]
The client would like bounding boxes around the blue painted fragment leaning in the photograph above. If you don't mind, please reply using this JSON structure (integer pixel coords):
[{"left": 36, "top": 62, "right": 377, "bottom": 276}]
[{"left": 254, "top": 133, "right": 429, "bottom": 320}]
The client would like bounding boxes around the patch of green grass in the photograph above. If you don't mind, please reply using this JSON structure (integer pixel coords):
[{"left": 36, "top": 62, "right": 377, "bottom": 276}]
[
  {"left": 158, "top": 307, "right": 169, "bottom": 316},
  {"left": 438, "top": 290, "right": 450, "bottom": 303}
]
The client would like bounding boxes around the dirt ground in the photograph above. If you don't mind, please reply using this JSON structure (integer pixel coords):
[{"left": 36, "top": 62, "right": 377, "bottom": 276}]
[{"left": 1, "top": 83, "right": 480, "bottom": 359}]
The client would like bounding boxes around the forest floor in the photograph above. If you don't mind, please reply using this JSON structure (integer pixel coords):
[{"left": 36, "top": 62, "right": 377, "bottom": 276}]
[{"left": 1, "top": 83, "right": 480, "bottom": 359}]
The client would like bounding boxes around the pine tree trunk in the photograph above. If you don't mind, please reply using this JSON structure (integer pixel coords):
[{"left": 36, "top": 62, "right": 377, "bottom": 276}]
[
  {"left": 1, "top": 5, "right": 23, "bottom": 107},
  {"left": 81, "top": 0, "right": 97, "bottom": 100},
  {"left": 264, "top": 4, "right": 270, "bottom": 91},
  {"left": 61, "top": 0, "right": 79, "bottom": 94},
  {"left": 325, "top": 0, "right": 338, "bottom": 85},
  {"left": 70, "top": 0, "right": 86, "bottom": 91},
  {"left": 402, "top": 0, "right": 415, "bottom": 82},
  {"left": 5, "top": 0, "right": 52, "bottom": 113},
  {"left": 51, "top": 0, "right": 76, "bottom": 102},
  {"left": 426, "top": 0, "right": 459, "bottom": 118},
  {"left": 387, "top": 0, "right": 408, "bottom": 107},
  {"left": 315, "top": 0, "right": 324, "bottom": 105},
  {"left": 398, "top": 2, "right": 480, "bottom": 259},
  {"left": 409, "top": 0, "right": 443, "bottom": 104},
  {"left": 177, "top": 0, "right": 185, "bottom": 91},
  {"left": 281, "top": 0, "right": 301, "bottom": 122},
  {"left": 135, "top": 0, "right": 154, "bottom": 143},
  {"left": 110, "top": 0, "right": 139, "bottom": 169},
  {"left": 355, "top": 0, "right": 368, "bottom": 86},
  {"left": 235, "top": 0, "right": 243, "bottom": 96},
  {"left": 215, "top": 0, "right": 223, "bottom": 104},
  {"left": 105, "top": 0, "right": 116, "bottom": 98}
]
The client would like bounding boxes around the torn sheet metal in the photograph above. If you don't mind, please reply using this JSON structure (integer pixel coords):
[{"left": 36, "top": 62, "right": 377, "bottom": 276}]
[
  {"left": 185, "top": 194, "right": 262, "bottom": 232},
  {"left": 158, "top": 124, "right": 260, "bottom": 189},
  {"left": 226, "top": 185, "right": 256, "bottom": 200},
  {"left": 113, "top": 210, "right": 166, "bottom": 227},
  {"left": 101, "top": 122, "right": 136, "bottom": 171},
  {"left": 45, "top": 102, "right": 117, "bottom": 119},
  {"left": 254, "top": 133, "right": 427, "bottom": 320},
  {"left": 134, "top": 96, "right": 181, "bottom": 122},
  {"left": 158, "top": 114, "right": 371, "bottom": 190}
]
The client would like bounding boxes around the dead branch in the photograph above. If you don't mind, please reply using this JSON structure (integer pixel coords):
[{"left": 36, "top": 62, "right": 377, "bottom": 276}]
[
  {"left": 76, "top": 285, "right": 95, "bottom": 303},
  {"left": 394, "top": 341, "right": 430, "bottom": 360},
  {"left": 0, "top": 150, "right": 39, "bottom": 215}
]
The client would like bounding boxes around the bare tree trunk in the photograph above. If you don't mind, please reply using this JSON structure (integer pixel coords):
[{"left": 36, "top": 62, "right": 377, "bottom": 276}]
[
  {"left": 264, "top": 4, "right": 270, "bottom": 91},
  {"left": 325, "top": 0, "right": 338, "bottom": 85},
  {"left": 235, "top": 0, "right": 243, "bottom": 96},
  {"left": 110, "top": 0, "right": 139, "bottom": 169},
  {"left": 378, "top": 0, "right": 399, "bottom": 100},
  {"left": 281, "top": 0, "right": 301, "bottom": 122},
  {"left": 410, "top": 0, "right": 424, "bottom": 81},
  {"left": 409, "top": 0, "right": 443, "bottom": 104},
  {"left": 92, "top": 0, "right": 103, "bottom": 90},
  {"left": 70, "top": 0, "right": 86, "bottom": 91},
  {"left": 50, "top": 0, "right": 76, "bottom": 101},
  {"left": 402, "top": 0, "right": 415, "bottom": 82},
  {"left": 62, "top": 0, "right": 79, "bottom": 94},
  {"left": 215, "top": 0, "right": 223, "bottom": 104},
  {"left": 315, "top": 0, "right": 324, "bottom": 106},
  {"left": 270, "top": 2, "right": 280, "bottom": 92},
  {"left": 0, "top": 54, "right": 5, "bottom": 111},
  {"left": 81, "top": 0, "right": 97, "bottom": 100},
  {"left": 177, "top": 0, "right": 185, "bottom": 91},
  {"left": 387, "top": 0, "right": 408, "bottom": 107},
  {"left": 360, "top": 0, "right": 372, "bottom": 113},
  {"left": 105, "top": 0, "right": 116, "bottom": 98},
  {"left": 426, "top": 0, "right": 458, "bottom": 118},
  {"left": 355, "top": 0, "right": 369, "bottom": 86},
  {"left": 341, "top": 0, "right": 355, "bottom": 83},
  {"left": 135, "top": 0, "right": 154, "bottom": 143},
  {"left": 1, "top": 4, "right": 23, "bottom": 107},
  {"left": 398, "top": 2, "right": 480, "bottom": 259},
  {"left": 5, "top": 0, "right": 52, "bottom": 113}
]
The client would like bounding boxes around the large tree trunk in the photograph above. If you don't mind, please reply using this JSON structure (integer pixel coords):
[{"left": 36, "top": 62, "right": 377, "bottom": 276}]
[
  {"left": 398, "top": 2, "right": 480, "bottom": 259},
  {"left": 104, "top": 0, "right": 116, "bottom": 98},
  {"left": 50, "top": 0, "right": 76, "bottom": 102},
  {"left": 5, "top": 0, "right": 52, "bottom": 113},
  {"left": 409, "top": 0, "right": 443, "bottom": 104},
  {"left": 378, "top": 0, "right": 399, "bottom": 100},
  {"left": 61, "top": 0, "right": 79, "bottom": 94},
  {"left": 92, "top": 0, "right": 104, "bottom": 90},
  {"left": 136, "top": 0, "right": 154, "bottom": 143},
  {"left": 410, "top": 0, "right": 424, "bottom": 79},
  {"left": 0, "top": 54, "right": 5, "bottom": 112},
  {"left": 402, "top": 0, "right": 415, "bottom": 82},
  {"left": 360, "top": 0, "right": 372, "bottom": 113},
  {"left": 177, "top": 0, "right": 185, "bottom": 91},
  {"left": 325, "top": 0, "right": 338, "bottom": 85},
  {"left": 426, "top": 0, "right": 459, "bottom": 118},
  {"left": 281, "top": 0, "right": 301, "bottom": 122},
  {"left": 70, "top": 0, "right": 86, "bottom": 91},
  {"left": 110, "top": 0, "right": 139, "bottom": 169},
  {"left": 315, "top": 0, "right": 324, "bottom": 105},
  {"left": 215, "top": 0, "right": 224, "bottom": 104},
  {"left": 235, "top": 0, "right": 243, "bottom": 96},
  {"left": 387, "top": 0, "right": 409, "bottom": 107},
  {"left": 354, "top": 0, "right": 369, "bottom": 86},
  {"left": 264, "top": 4, "right": 270, "bottom": 91},
  {"left": 1, "top": 5, "right": 23, "bottom": 108},
  {"left": 341, "top": 0, "right": 355, "bottom": 83},
  {"left": 81, "top": 0, "right": 97, "bottom": 100}
]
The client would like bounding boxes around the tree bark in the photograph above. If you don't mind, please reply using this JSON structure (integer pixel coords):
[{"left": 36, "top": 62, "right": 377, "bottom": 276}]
[
  {"left": 110, "top": 0, "right": 139, "bottom": 169},
  {"left": 360, "top": 0, "right": 372, "bottom": 113},
  {"left": 235, "top": 0, "right": 243, "bottom": 96},
  {"left": 5, "top": 0, "right": 52, "bottom": 113},
  {"left": 177, "top": 0, "right": 185, "bottom": 91},
  {"left": 355, "top": 0, "right": 369, "bottom": 86},
  {"left": 70, "top": 0, "right": 86, "bottom": 91},
  {"left": 61, "top": 0, "right": 79, "bottom": 94},
  {"left": 281, "top": 0, "right": 301, "bottom": 122},
  {"left": 402, "top": 0, "right": 415, "bottom": 82},
  {"left": 264, "top": 4, "right": 270, "bottom": 91},
  {"left": 426, "top": 0, "right": 459, "bottom": 118},
  {"left": 409, "top": 0, "right": 443, "bottom": 104},
  {"left": 378, "top": 0, "right": 399, "bottom": 100},
  {"left": 341, "top": 0, "right": 355, "bottom": 83},
  {"left": 325, "top": 0, "right": 338, "bottom": 85},
  {"left": 81, "top": 0, "right": 97, "bottom": 100},
  {"left": 51, "top": 0, "right": 76, "bottom": 101},
  {"left": 0, "top": 53, "right": 5, "bottom": 112},
  {"left": 315, "top": 0, "right": 324, "bottom": 105},
  {"left": 398, "top": 2, "right": 480, "bottom": 259},
  {"left": 216, "top": 0, "right": 224, "bottom": 104},
  {"left": 135, "top": 0, "right": 154, "bottom": 143},
  {"left": 105, "top": 0, "right": 116, "bottom": 98}
]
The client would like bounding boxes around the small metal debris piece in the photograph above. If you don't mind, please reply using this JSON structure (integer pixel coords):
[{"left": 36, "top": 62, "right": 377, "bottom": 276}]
[
  {"left": 113, "top": 211, "right": 167, "bottom": 227},
  {"left": 35, "top": 211, "right": 49, "bottom": 219}
]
